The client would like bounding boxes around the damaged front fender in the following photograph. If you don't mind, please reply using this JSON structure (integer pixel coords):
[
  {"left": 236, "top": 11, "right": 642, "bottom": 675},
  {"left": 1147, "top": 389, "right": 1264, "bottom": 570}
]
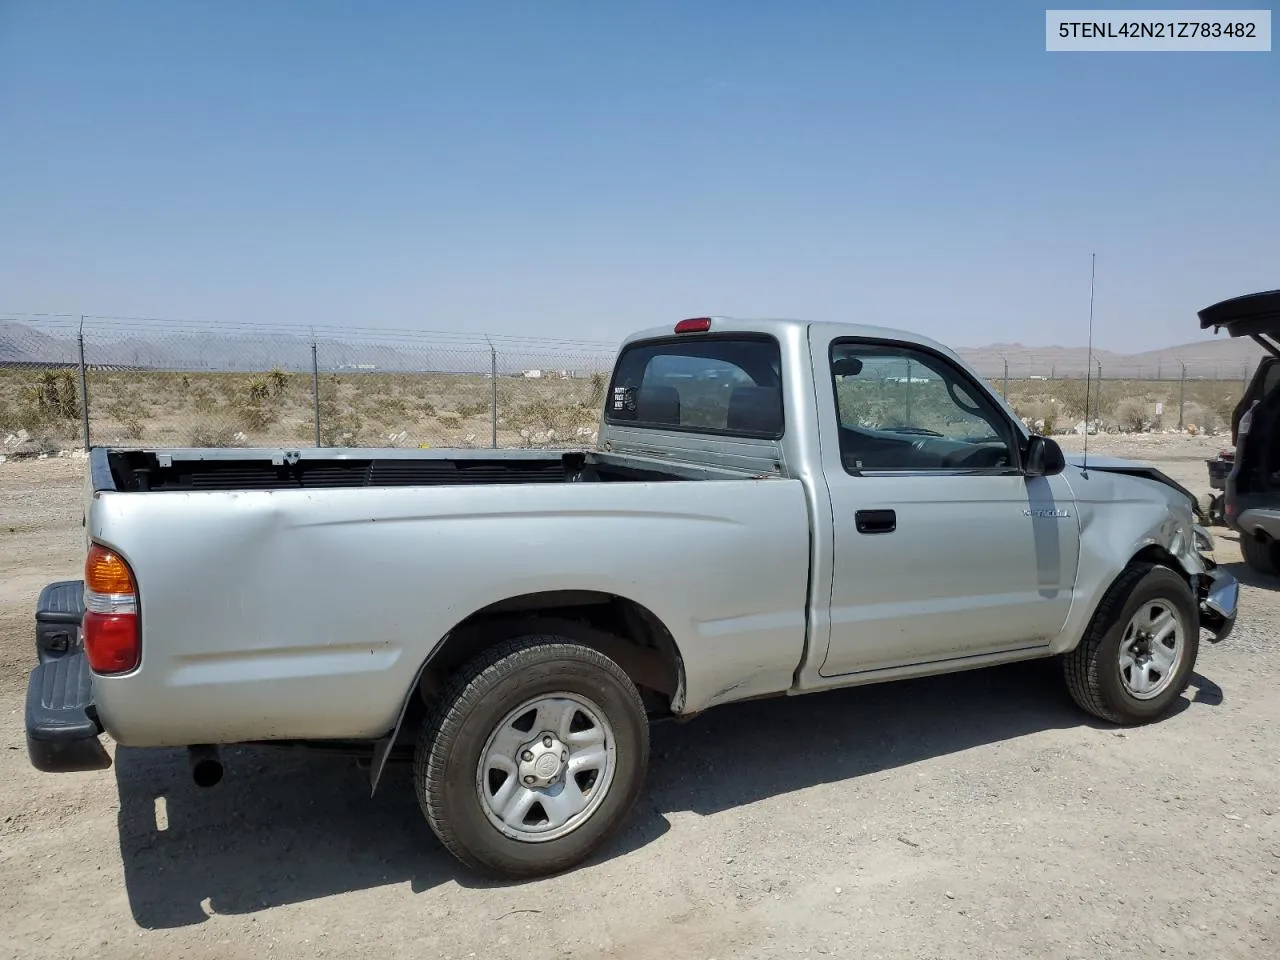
[{"left": 1061, "top": 462, "right": 1240, "bottom": 652}]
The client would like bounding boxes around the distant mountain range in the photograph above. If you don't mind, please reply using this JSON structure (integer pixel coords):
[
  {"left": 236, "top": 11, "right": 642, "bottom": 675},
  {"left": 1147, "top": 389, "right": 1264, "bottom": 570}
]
[
  {"left": 954, "top": 334, "right": 1264, "bottom": 380},
  {"left": 0, "top": 320, "right": 613, "bottom": 376},
  {"left": 0, "top": 318, "right": 1265, "bottom": 380}
]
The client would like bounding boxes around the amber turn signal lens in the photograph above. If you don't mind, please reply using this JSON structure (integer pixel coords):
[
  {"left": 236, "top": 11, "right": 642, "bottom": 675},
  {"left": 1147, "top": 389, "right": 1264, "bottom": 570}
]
[{"left": 85, "top": 544, "right": 135, "bottom": 595}]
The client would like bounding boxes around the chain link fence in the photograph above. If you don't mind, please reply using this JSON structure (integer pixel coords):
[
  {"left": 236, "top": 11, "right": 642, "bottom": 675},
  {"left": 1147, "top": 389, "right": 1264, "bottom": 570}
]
[
  {"left": 0, "top": 312, "right": 1267, "bottom": 452},
  {"left": 1, "top": 314, "right": 615, "bottom": 452}
]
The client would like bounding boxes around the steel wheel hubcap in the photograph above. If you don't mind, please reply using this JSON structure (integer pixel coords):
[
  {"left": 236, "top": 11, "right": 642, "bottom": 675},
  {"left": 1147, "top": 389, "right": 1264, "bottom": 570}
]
[
  {"left": 1118, "top": 599, "right": 1185, "bottom": 700},
  {"left": 476, "top": 693, "right": 616, "bottom": 843}
]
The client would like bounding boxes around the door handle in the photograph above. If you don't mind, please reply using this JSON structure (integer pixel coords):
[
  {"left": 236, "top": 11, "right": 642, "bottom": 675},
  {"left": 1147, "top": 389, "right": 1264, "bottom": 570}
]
[{"left": 855, "top": 509, "right": 897, "bottom": 534}]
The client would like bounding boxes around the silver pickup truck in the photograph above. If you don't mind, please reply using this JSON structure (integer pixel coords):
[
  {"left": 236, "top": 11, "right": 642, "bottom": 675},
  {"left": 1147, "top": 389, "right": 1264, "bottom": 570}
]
[{"left": 25, "top": 315, "right": 1238, "bottom": 879}]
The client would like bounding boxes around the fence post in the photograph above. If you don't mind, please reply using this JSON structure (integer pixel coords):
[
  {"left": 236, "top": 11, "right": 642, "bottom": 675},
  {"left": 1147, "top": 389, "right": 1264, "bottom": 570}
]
[
  {"left": 1001, "top": 354, "right": 1008, "bottom": 397},
  {"left": 1178, "top": 360, "right": 1187, "bottom": 430},
  {"left": 904, "top": 359, "right": 913, "bottom": 422},
  {"left": 488, "top": 338, "right": 498, "bottom": 448},
  {"left": 311, "top": 338, "right": 322, "bottom": 447},
  {"left": 77, "top": 315, "right": 90, "bottom": 451}
]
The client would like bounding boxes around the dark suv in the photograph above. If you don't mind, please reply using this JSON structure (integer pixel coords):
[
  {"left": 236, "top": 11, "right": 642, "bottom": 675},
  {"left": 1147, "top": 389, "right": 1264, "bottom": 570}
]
[{"left": 1199, "top": 289, "right": 1280, "bottom": 574}]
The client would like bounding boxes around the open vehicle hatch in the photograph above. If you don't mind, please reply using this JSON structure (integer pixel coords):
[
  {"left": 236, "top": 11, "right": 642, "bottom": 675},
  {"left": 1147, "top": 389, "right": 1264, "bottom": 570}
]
[{"left": 1199, "top": 290, "right": 1280, "bottom": 444}]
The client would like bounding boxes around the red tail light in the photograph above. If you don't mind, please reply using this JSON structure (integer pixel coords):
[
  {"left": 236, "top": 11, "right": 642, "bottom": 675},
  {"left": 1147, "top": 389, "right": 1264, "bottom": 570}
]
[
  {"left": 674, "top": 317, "right": 712, "bottom": 334},
  {"left": 83, "top": 544, "right": 140, "bottom": 674},
  {"left": 84, "top": 613, "right": 140, "bottom": 673}
]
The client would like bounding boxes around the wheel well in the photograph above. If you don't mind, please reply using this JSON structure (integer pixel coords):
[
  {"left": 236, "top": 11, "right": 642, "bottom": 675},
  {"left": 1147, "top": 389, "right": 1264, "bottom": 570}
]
[
  {"left": 1129, "top": 544, "right": 1190, "bottom": 583},
  {"left": 418, "top": 591, "right": 685, "bottom": 716}
]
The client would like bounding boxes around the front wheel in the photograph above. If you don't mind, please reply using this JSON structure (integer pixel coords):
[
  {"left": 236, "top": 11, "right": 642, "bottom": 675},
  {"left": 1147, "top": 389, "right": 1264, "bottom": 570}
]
[
  {"left": 1063, "top": 563, "right": 1199, "bottom": 725},
  {"left": 414, "top": 630, "right": 649, "bottom": 879}
]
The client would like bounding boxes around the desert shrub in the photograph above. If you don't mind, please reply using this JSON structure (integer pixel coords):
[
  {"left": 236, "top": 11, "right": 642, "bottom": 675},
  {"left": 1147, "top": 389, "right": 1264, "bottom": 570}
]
[
  {"left": 235, "top": 369, "right": 294, "bottom": 432},
  {"left": 246, "top": 377, "right": 272, "bottom": 403},
  {"left": 1180, "top": 402, "right": 1220, "bottom": 434},
  {"left": 189, "top": 421, "right": 237, "bottom": 447},
  {"left": 1012, "top": 398, "right": 1054, "bottom": 424},
  {"left": 20, "top": 371, "right": 80, "bottom": 424},
  {"left": 1113, "top": 397, "right": 1148, "bottom": 432},
  {"left": 235, "top": 400, "right": 276, "bottom": 431},
  {"left": 456, "top": 399, "right": 489, "bottom": 419},
  {"left": 267, "top": 367, "right": 289, "bottom": 397},
  {"left": 105, "top": 395, "right": 146, "bottom": 422},
  {"left": 588, "top": 371, "right": 606, "bottom": 406},
  {"left": 189, "top": 384, "right": 218, "bottom": 413},
  {"left": 1206, "top": 391, "right": 1239, "bottom": 427},
  {"left": 369, "top": 394, "right": 409, "bottom": 424},
  {"left": 1052, "top": 379, "right": 1091, "bottom": 421},
  {"left": 511, "top": 399, "right": 554, "bottom": 430},
  {"left": 316, "top": 375, "right": 362, "bottom": 445}
]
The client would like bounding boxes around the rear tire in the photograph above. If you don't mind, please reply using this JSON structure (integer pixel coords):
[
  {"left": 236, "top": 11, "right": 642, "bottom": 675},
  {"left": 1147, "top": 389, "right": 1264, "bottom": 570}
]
[
  {"left": 1208, "top": 493, "right": 1226, "bottom": 526},
  {"left": 1241, "top": 533, "right": 1278, "bottom": 576},
  {"left": 414, "top": 631, "right": 649, "bottom": 879},
  {"left": 1063, "top": 562, "right": 1199, "bottom": 725}
]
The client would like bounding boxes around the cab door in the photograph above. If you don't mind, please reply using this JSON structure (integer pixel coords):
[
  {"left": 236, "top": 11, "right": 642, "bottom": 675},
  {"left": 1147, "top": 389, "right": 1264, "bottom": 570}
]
[{"left": 811, "top": 333, "right": 1080, "bottom": 678}]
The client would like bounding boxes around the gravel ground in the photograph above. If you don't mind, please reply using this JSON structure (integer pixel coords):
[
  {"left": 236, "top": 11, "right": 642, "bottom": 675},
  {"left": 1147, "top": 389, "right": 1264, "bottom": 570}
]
[{"left": 2, "top": 438, "right": 1278, "bottom": 960}]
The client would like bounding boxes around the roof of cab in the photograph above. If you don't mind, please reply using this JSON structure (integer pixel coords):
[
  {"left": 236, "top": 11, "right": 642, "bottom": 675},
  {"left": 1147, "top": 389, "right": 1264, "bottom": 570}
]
[{"left": 620, "top": 316, "right": 963, "bottom": 362}]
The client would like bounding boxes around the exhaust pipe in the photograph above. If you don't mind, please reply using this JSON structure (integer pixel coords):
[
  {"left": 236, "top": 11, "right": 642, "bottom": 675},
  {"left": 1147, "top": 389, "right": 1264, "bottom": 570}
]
[{"left": 187, "top": 744, "right": 223, "bottom": 788}]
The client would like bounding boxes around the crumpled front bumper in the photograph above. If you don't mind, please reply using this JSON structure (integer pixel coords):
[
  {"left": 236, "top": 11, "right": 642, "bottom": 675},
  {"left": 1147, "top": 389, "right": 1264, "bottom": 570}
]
[{"left": 1198, "top": 565, "right": 1239, "bottom": 643}]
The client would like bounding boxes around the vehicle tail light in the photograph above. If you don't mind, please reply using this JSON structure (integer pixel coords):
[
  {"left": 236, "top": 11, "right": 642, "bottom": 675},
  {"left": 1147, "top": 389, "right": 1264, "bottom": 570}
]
[
  {"left": 674, "top": 317, "right": 712, "bottom": 334},
  {"left": 1239, "top": 403, "right": 1255, "bottom": 436},
  {"left": 83, "top": 543, "right": 140, "bottom": 673}
]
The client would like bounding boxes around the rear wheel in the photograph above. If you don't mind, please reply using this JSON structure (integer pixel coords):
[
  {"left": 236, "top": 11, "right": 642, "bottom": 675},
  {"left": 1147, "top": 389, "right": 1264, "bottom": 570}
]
[
  {"left": 1064, "top": 562, "right": 1199, "bottom": 725},
  {"left": 1208, "top": 493, "right": 1227, "bottom": 526},
  {"left": 1241, "top": 533, "right": 1278, "bottom": 576},
  {"left": 414, "top": 630, "right": 649, "bottom": 879}
]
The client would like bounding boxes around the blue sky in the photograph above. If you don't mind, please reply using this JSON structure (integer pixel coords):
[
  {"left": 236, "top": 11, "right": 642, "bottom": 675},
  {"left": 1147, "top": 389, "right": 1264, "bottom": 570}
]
[{"left": 1, "top": 1, "right": 1276, "bottom": 351}]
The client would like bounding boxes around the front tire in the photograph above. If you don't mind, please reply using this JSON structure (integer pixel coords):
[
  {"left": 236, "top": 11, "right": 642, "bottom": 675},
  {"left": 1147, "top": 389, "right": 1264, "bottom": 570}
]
[
  {"left": 414, "top": 630, "right": 649, "bottom": 879},
  {"left": 1063, "top": 562, "right": 1199, "bottom": 725}
]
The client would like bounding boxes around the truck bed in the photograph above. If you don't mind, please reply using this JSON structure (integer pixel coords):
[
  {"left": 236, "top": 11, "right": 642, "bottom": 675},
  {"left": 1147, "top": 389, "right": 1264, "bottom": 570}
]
[
  {"left": 97, "top": 445, "right": 770, "bottom": 493},
  {"left": 83, "top": 442, "right": 809, "bottom": 747}
]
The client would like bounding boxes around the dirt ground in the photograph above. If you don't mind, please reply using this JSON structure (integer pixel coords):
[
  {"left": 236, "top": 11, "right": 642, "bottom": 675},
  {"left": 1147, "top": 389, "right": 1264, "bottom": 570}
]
[{"left": 2, "top": 435, "right": 1278, "bottom": 960}]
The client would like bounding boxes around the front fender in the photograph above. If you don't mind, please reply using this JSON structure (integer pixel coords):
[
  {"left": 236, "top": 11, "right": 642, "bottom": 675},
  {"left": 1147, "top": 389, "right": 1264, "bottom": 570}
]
[{"left": 1051, "top": 467, "right": 1208, "bottom": 655}]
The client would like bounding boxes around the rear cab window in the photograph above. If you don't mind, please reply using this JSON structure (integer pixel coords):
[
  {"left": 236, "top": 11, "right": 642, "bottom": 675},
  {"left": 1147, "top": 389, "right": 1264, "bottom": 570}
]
[{"left": 605, "top": 335, "right": 785, "bottom": 438}]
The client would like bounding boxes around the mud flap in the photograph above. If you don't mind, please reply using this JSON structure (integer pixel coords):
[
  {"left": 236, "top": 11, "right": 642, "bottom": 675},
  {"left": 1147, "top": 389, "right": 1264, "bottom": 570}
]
[{"left": 368, "top": 658, "right": 431, "bottom": 796}]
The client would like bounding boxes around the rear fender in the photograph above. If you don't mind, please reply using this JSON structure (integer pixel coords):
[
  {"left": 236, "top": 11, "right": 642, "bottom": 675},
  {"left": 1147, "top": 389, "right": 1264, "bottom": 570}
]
[{"left": 367, "top": 610, "right": 684, "bottom": 795}]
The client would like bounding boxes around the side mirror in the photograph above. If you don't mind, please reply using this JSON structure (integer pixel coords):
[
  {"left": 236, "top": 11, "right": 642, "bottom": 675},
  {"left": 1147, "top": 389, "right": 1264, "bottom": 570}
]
[
  {"left": 831, "top": 357, "right": 864, "bottom": 377},
  {"left": 1025, "top": 434, "right": 1066, "bottom": 477}
]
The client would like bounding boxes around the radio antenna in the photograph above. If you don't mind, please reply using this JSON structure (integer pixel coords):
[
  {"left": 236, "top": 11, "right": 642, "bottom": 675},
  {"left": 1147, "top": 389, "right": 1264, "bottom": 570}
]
[{"left": 1082, "top": 252, "right": 1096, "bottom": 477}]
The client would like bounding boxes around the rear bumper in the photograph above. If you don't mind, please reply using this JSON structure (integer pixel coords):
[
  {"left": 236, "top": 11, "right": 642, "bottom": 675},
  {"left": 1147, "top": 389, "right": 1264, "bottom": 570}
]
[
  {"left": 26, "top": 650, "right": 112, "bottom": 772},
  {"left": 1234, "top": 507, "right": 1280, "bottom": 541},
  {"left": 36, "top": 579, "right": 86, "bottom": 663},
  {"left": 1199, "top": 566, "right": 1239, "bottom": 644},
  {"left": 26, "top": 579, "right": 112, "bottom": 773}
]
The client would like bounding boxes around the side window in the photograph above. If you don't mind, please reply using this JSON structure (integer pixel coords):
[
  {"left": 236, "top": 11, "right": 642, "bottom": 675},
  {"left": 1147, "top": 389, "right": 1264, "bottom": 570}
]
[{"left": 830, "top": 341, "right": 1017, "bottom": 473}]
